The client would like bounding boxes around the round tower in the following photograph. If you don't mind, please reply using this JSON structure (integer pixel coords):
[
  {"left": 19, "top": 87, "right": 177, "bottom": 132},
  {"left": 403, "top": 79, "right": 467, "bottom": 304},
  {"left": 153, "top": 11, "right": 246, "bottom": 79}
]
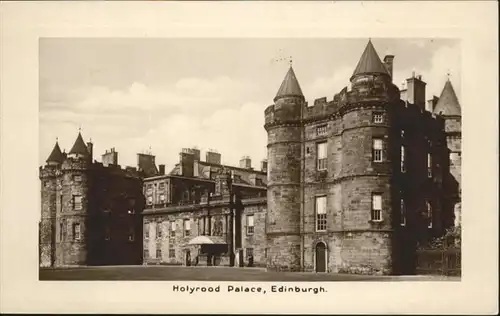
[
  {"left": 39, "top": 140, "right": 64, "bottom": 267},
  {"left": 57, "top": 131, "right": 92, "bottom": 266},
  {"left": 339, "top": 40, "right": 399, "bottom": 274},
  {"left": 264, "top": 65, "right": 304, "bottom": 271},
  {"left": 433, "top": 78, "right": 462, "bottom": 227}
]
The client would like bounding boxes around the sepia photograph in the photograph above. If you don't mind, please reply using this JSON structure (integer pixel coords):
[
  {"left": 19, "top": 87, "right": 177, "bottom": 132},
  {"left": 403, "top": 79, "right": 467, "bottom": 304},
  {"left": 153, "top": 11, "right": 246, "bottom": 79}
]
[
  {"left": 1, "top": 1, "right": 498, "bottom": 314},
  {"left": 38, "top": 37, "right": 462, "bottom": 281}
]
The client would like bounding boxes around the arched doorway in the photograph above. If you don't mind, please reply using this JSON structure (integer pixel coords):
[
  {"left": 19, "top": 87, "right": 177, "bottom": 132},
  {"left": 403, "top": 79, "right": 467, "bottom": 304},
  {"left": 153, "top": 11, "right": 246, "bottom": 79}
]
[{"left": 315, "top": 242, "right": 327, "bottom": 273}]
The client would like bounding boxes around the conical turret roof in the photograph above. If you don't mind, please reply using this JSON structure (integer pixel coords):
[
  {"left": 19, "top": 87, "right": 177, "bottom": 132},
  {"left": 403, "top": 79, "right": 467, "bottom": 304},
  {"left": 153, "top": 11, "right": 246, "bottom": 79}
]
[
  {"left": 46, "top": 141, "right": 64, "bottom": 164},
  {"left": 69, "top": 132, "right": 89, "bottom": 156},
  {"left": 351, "top": 39, "right": 390, "bottom": 80},
  {"left": 275, "top": 66, "right": 304, "bottom": 101},
  {"left": 433, "top": 79, "right": 461, "bottom": 116}
]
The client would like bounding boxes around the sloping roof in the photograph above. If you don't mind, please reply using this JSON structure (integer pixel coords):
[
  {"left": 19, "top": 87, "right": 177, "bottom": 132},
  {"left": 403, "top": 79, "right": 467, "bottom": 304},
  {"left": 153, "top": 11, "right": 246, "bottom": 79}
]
[
  {"left": 46, "top": 141, "right": 64, "bottom": 164},
  {"left": 68, "top": 132, "right": 89, "bottom": 156},
  {"left": 433, "top": 79, "right": 461, "bottom": 116},
  {"left": 275, "top": 66, "right": 304, "bottom": 100},
  {"left": 351, "top": 39, "right": 390, "bottom": 79}
]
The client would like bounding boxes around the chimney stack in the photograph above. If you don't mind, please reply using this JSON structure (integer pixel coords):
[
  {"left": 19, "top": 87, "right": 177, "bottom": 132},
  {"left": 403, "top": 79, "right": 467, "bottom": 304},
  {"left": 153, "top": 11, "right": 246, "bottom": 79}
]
[
  {"left": 260, "top": 159, "right": 268, "bottom": 173},
  {"left": 406, "top": 73, "right": 427, "bottom": 111},
  {"left": 159, "top": 164, "right": 165, "bottom": 175},
  {"left": 86, "top": 142, "right": 93, "bottom": 162},
  {"left": 102, "top": 148, "right": 118, "bottom": 166},
  {"left": 239, "top": 156, "right": 252, "bottom": 169},
  {"left": 383, "top": 55, "right": 395, "bottom": 80},
  {"left": 206, "top": 150, "right": 221, "bottom": 165}
]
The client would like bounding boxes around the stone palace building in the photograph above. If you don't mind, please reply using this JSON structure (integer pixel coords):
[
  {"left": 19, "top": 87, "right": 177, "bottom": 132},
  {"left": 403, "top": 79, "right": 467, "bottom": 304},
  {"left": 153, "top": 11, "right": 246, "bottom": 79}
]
[{"left": 39, "top": 39, "right": 461, "bottom": 275}]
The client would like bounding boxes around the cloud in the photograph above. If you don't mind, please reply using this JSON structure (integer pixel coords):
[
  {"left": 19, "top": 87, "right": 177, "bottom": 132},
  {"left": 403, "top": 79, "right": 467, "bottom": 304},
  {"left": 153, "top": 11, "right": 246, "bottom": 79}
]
[
  {"left": 393, "top": 42, "right": 461, "bottom": 100},
  {"left": 301, "top": 66, "right": 353, "bottom": 104},
  {"left": 39, "top": 76, "right": 269, "bottom": 170}
]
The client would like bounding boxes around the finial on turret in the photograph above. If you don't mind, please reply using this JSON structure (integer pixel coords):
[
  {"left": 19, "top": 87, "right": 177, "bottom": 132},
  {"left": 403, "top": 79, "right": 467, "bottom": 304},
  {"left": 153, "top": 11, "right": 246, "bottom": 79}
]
[
  {"left": 289, "top": 56, "right": 293, "bottom": 67},
  {"left": 447, "top": 70, "right": 451, "bottom": 80}
]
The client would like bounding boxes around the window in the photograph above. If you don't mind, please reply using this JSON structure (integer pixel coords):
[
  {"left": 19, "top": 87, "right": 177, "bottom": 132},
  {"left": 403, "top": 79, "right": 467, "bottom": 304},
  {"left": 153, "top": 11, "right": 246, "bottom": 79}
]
[
  {"left": 317, "top": 142, "right": 327, "bottom": 171},
  {"left": 128, "top": 230, "right": 135, "bottom": 241},
  {"left": 246, "top": 248, "right": 254, "bottom": 259},
  {"left": 147, "top": 196, "right": 153, "bottom": 205},
  {"left": 60, "top": 195, "right": 63, "bottom": 213},
  {"left": 159, "top": 194, "right": 165, "bottom": 202},
  {"left": 316, "top": 124, "right": 328, "bottom": 136},
  {"left": 371, "top": 194, "right": 382, "bottom": 222},
  {"left": 159, "top": 182, "right": 165, "bottom": 190},
  {"left": 59, "top": 222, "right": 63, "bottom": 241},
  {"left": 73, "top": 223, "right": 81, "bottom": 240},
  {"left": 315, "top": 196, "right": 327, "bottom": 231},
  {"left": 427, "top": 153, "right": 432, "bottom": 178},
  {"left": 73, "top": 195, "right": 82, "bottom": 210},
  {"left": 255, "top": 178, "right": 263, "bottom": 186},
  {"left": 144, "top": 249, "right": 149, "bottom": 259},
  {"left": 169, "top": 248, "right": 175, "bottom": 258},
  {"left": 146, "top": 184, "right": 153, "bottom": 192},
  {"left": 184, "top": 219, "right": 191, "bottom": 236},
  {"left": 156, "top": 222, "right": 162, "bottom": 238},
  {"left": 144, "top": 223, "right": 149, "bottom": 239},
  {"left": 73, "top": 175, "right": 82, "bottom": 182},
  {"left": 170, "top": 221, "right": 176, "bottom": 237},
  {"left": 427, "top": 201, "right": 433, "bottom": 228},
  {"left": 373, "top": 139, "right": 383, "bottom": 162},
  {"left": 156, "top": 249, "right": 162, "bottom": 259},
  {"left": 373, "top": 112, "right": 384, "bottom": 123},
  {"left": 401, "top": 130, "right": 405, "bottom": 138},
  {"left": 44, "top": 181, "right": 50, "bottom": 188},
  {"left": 401, "top": 146, "right": 406, "bottom": 173},
  {"left": 400, "top": 198, "right": 406, "bottom": 226},
  {"left": 246, "top": 215, "right": 255, "bottom": 235}
]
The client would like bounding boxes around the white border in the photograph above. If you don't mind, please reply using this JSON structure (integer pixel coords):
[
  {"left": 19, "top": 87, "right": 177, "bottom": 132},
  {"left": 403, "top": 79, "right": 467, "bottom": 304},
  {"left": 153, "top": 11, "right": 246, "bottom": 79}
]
[{"left": 1, "top": 1, "right": 498, "bottom": 314}]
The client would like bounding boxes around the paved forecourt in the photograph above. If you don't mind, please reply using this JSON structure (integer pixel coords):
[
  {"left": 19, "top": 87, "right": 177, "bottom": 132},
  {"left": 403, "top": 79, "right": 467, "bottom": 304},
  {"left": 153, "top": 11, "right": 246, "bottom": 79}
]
[{"left": 39, "top": 265, "right": 459, "bottom": 281}]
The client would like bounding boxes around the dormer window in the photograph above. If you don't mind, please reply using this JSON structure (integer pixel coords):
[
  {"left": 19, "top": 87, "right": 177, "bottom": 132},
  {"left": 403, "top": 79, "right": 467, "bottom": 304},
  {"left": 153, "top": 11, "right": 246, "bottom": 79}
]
[{"left": 73, "top": 175, "right": 82, "bottom": 182}]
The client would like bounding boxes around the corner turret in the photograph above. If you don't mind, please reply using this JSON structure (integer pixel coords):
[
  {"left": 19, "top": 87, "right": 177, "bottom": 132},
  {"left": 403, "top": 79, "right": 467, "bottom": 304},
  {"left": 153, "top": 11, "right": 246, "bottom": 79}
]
[
  {"left": 46, "top": 140, "right": 64, "bottom": 166},
  {"left": 350, "top": 39, "right": 399, "bottom": 102}
]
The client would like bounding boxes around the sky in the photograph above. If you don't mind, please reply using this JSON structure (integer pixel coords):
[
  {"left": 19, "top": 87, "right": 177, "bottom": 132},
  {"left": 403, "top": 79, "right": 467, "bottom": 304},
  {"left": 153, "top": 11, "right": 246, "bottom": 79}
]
[{"left": 39, "top": 38, "right": 461, "bottom": 171}]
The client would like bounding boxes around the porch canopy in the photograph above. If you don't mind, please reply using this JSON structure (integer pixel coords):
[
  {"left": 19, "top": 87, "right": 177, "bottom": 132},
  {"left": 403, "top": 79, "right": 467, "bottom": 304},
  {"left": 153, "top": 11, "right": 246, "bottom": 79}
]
[{"left": 187, "top": 235, "right": 227, "bottom": 245}]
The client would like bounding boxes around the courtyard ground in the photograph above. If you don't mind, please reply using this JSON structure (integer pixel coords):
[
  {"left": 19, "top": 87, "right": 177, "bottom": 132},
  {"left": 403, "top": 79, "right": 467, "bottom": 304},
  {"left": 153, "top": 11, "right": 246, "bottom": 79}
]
[{"left": 39, "top": 265, "right": 460, "bottom": 281}]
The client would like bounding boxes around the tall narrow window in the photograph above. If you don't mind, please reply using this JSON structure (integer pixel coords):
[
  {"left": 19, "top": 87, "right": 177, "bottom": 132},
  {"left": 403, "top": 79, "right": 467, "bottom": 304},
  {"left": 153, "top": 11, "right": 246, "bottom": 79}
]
[
  {"left": 315, "top": 196, "right": 327, "bottom": 231},
  {"left": 169, "top": 248, "right": 175, "bottom": 258},
  {"left": 156, "top": 249, "right": 162, "bottom": 259},
  {"left": 73, "top": 195, "right": 82, "bottom": 210},
  {"left": 156, "top": 222, "right": 162, "bottom": 238},
  {"left": 144, "top": 249, "right": 149, "bottom": 259},
  {"left": 170, "top": 221, "right": 176, "bottom": 237},
  {"left": 317, "top": 142, "right": 327, "bottom": 171},
  {"left": 401, "top": 146, "right": 406, "bottom": 173},
  {"left": 73, "top": 223, "right": 81, "bottom": 240},
  {"left": 128, "top": 229, "right": 134, "bottom": 241},
  {"left": 147, "top": 196, "right": 153, "bottom": 205},
  {"left": 246, "top": 215, "right": 255, "bottom": 235},
  {"left": 427, "top": 201, "right": 433, "bottom": 228},
  {"left": 371, "top": 194, "right": 383, "bottom": 222},
  {"left": 373, "top": 139, "right": 383, "bottom": 162},
  {"left": 400, "top": 198, "right": 406, "bottom": 226},
  {"left": 60, "top": 195, "right": 63, "bottom": 213},
  {"left": 105, "top": 226, "right": 110, "bottom": 240},
  {"left": 59, "top": 222, "right": 63, "bottom": 241},
  {"left": 184, "top": 219, "right": 191, "bottom": 236},
  {"left": 144, "top": 223, "right": 149, "bottom": 239},
  {"left": 159, "top": 194, "right": 165, "bottom": 203},
  {"left": 427, "top": 153, "right": 433, "bottom": 178}
]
